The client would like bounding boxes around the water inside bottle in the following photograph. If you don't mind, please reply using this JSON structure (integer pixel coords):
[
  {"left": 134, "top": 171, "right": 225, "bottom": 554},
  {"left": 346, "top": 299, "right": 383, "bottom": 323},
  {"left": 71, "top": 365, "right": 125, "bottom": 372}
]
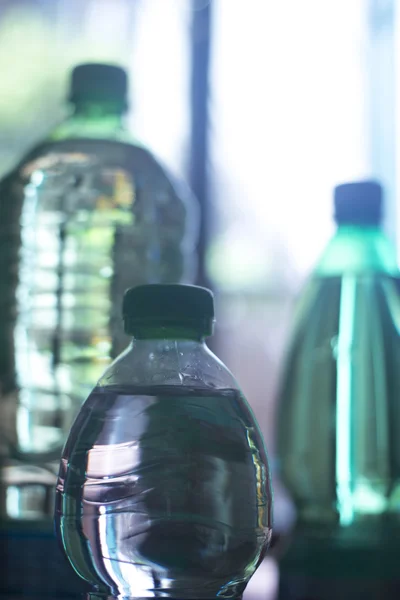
[
  {"left": 278, "top": 272, "right": 400, "bottom": 537},
  {"left": 56, "top": 385, "right": 272, "bottom": 599},
  {"left": 0, "top": 141, "right": 194, "bottom": 519}
]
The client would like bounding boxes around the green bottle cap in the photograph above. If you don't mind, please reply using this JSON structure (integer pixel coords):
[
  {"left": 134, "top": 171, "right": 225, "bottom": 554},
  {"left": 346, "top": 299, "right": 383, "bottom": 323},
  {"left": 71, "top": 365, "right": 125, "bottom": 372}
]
[
  {"left": 123, "top": 284, "right": 215, "bottom": 336},
  {"left": 69, "top": 63, "right": 128, "bottom": 110}
]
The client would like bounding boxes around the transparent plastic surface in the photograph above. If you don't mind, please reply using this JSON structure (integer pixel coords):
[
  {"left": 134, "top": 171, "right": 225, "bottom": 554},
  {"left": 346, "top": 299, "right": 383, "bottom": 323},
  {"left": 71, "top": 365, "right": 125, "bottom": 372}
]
[
  {"left": 276, "top": 225, "right": 400, "bottom": 578},
  {"left": 0, "top": 114, "right": 198, "bottom": 520},
  {"left": 55, "top": 337, "right": 272, "bottom": 599},
  {"left": 278, "top": 273, "right": 400, "bottom": 529}
]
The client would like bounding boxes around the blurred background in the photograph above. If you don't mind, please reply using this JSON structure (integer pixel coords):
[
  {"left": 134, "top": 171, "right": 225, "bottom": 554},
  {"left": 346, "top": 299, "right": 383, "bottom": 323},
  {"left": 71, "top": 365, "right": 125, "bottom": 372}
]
[{"left": 0, "top": 0, "right": 398, "bottom": 598}]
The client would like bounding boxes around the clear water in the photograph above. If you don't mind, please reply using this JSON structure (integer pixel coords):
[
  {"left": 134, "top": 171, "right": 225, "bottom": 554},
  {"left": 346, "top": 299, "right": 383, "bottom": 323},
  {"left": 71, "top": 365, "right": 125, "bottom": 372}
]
[
  {"left": 0, "top": 140, "right": 197, "bottom": 519},
  {"left": 55, "top": 384, "right": 272, "bottom": 599}
]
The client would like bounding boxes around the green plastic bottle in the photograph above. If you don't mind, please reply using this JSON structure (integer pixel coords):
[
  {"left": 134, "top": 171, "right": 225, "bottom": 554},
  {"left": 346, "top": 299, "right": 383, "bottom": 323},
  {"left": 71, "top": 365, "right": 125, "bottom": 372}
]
[{"left": 276, "top": 181, "right": 400, "bottom": 599}]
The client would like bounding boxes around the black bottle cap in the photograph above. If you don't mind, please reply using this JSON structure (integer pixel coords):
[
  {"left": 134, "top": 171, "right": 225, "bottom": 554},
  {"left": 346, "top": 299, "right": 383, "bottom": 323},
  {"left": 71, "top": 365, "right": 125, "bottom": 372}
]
[
  {"left": 334, "top": 180, "right": 383, "bottom": 225},
  {"left": 69, "top": 63, "right": 128, "bottom": 110},
  {"left": 123, "top": 284, "right": 215, "bottom": 337}
]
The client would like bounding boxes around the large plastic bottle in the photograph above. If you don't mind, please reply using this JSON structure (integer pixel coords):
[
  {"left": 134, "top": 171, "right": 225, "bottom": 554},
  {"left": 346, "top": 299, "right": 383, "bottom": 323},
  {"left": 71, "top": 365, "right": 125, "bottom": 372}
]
[
  {"left": 55, "top": 283, "right": 273, "bottom": 600},
  {"left": 275, "top": 181, "right": 400, "bottom": 599},
  {"left": 0, "top": 63, "right": 198, "bottom": 522}
]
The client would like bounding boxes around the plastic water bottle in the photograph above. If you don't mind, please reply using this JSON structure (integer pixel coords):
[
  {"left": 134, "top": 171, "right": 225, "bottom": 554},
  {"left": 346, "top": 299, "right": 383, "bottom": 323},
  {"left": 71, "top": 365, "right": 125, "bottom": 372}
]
[
  {"left": 0, "top": 64, "right": 198, "bottom": 521},
  {"left": 275, "top": 181, "right": 400, "bottom": 599},
  {"left": 55, "top": 284, "right": 272, "bottom": 600}
]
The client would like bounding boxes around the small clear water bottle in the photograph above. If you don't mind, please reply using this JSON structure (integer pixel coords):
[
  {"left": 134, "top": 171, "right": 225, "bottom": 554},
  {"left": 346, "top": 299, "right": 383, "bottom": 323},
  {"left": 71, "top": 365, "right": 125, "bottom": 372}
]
[
  {"left": 276, "top": 181, "right": 400, "bottom": 599},
  {"left": 55, "top": 284, "right": 273, "bottom": 600},
  {"left": 0, "top": 64, "right": 198, "bottom": 521}
]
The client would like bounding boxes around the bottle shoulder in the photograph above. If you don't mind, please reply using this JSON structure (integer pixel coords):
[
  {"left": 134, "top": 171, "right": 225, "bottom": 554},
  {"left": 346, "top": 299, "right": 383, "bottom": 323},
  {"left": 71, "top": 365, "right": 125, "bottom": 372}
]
[
  {"left": 98, "top": 339, "right": 239, "bottom": 392},
  {"left": 316, "top": 227, "right": 398, "bottom": 276}
]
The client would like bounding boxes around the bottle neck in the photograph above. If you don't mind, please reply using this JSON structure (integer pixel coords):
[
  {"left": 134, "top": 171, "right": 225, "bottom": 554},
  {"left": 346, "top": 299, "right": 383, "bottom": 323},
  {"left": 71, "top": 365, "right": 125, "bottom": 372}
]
[
  {"left": 73, "top": 100, "right": 125, "bottom": 119},
  {"left": 130, "top": 325, "right": 207, "bottom": 342},
  {"left": 51, "top": 100, "right": 126, "bottom": 141},
  {"left": 316, "top": 223, "right": 398, "bottom": 276}
]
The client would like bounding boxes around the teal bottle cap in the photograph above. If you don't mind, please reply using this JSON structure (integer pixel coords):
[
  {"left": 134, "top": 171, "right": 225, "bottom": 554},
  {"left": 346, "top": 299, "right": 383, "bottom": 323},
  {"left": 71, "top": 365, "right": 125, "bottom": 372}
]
[
  {"left": 69, "top": 63, "right": 128, "bottom": 110},
  {"left": 123, "top": 284, "right": 215, "bottom": 336}
]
